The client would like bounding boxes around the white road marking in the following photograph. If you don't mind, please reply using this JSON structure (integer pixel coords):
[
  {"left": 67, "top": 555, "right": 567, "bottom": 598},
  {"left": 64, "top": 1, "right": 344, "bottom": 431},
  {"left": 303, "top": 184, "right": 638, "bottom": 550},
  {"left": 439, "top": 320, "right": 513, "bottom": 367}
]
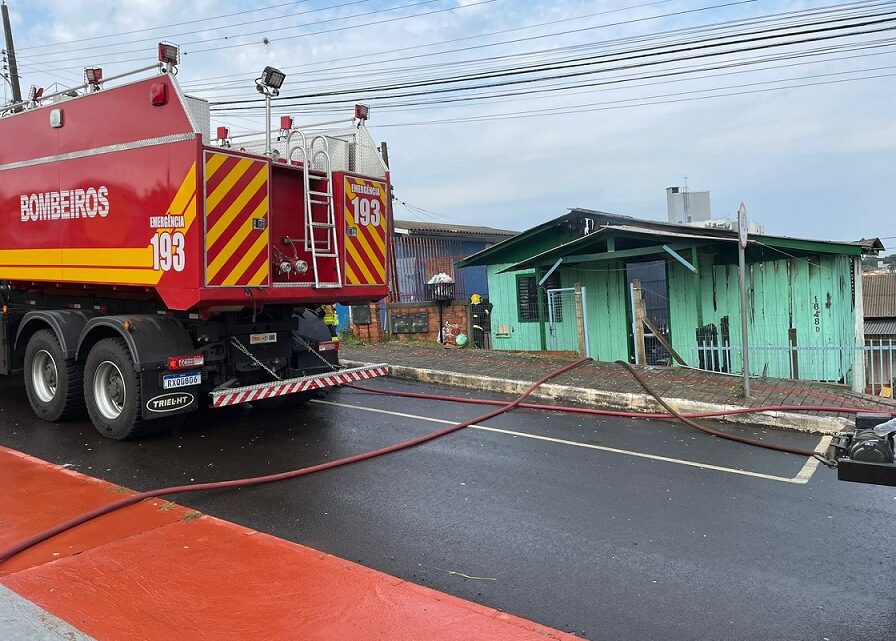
[
  {"left": 791, "top": 435, "right": 833, "bottom": 483},
  {"left": 312, "top": 398, "right": 828, "bottom": 485}
]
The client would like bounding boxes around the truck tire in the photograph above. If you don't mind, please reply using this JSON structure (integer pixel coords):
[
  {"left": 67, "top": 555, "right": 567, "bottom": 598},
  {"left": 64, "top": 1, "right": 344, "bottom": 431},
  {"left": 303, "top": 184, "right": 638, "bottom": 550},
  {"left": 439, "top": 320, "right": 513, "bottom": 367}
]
[
  {"left": 84, "top": 337, "right": 147, "bottom": 440},
  {"left": 23, "top": 329, "right": 85, "bottom": 422}
]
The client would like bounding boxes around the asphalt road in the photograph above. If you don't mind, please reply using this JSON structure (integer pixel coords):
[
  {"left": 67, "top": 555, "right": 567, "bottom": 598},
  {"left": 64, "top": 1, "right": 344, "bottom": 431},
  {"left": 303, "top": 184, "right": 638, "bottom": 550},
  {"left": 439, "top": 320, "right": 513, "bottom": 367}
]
[{"left": 2, "top": 375, "right": 895, "bottom": 641}]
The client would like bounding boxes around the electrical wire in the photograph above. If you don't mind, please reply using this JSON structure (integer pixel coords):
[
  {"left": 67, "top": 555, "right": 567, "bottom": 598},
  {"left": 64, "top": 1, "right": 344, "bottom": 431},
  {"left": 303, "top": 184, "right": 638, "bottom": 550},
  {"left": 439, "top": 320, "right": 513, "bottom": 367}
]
[
  {"left": 182, "top": 0, "right": 685, "bottom": 90},
  {"left": 212, "top": 15, "right": 896, "bottom": 106},
  {"left": 16, "top": 0, "right": 316, "bottom": 51},
  {"left": 27, "top": 0, "right": 501, "bottom": 72},
  {"left": 361, "top": 70, "right": 896, "bottom": 127},
  {"left": 212, "top": 41, "right": 896, "bottom": 116},
  {"left": 186, "top": 0, "right": 890, "bottom": 92},
  {"left": 16, "top": 0, "right": 384, "bottom": 62}
]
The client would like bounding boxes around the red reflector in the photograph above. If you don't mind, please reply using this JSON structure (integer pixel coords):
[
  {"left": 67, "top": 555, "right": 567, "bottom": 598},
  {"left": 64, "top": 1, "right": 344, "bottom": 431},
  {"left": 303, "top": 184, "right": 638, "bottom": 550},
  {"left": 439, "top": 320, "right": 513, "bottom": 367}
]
[
  {"left": 150, "top": 82, "right": 168, "bottom": 106},
  {"left": 167, "top": 354, "right": 204, "bottom": 370},
  {"left": 319, "top": 341, "right": 338, "bottom": 352}
]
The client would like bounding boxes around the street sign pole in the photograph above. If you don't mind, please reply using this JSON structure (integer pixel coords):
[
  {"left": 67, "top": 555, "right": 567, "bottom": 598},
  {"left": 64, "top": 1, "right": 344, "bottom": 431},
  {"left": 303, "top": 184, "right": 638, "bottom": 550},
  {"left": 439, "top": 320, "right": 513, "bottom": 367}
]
[{"left": 737, "top": 203, "right": 751, "bottom": 399}]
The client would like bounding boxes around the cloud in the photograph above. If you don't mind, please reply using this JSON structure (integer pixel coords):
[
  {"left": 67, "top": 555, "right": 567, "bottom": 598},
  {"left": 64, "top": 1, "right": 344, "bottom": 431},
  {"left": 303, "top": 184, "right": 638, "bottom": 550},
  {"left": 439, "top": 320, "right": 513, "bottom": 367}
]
[{"left": 6, "top": 0, "right": 894, "bottom": 242}]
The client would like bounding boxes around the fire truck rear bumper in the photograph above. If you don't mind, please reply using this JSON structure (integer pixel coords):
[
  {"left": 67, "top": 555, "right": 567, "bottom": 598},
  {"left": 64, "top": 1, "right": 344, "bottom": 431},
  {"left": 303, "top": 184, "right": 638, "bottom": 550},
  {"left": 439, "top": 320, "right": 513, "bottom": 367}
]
[{"left": 209, "top": 364, "right": 388, "bottom": 408}]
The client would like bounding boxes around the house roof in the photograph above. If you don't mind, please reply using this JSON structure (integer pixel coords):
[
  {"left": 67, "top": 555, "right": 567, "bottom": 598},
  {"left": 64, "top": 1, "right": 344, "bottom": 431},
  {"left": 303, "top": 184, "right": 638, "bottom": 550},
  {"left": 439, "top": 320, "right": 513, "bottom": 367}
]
[
  {"left": 498, "top": 224, "right": 738, "bottom": 272},
  {"left": 865, "top": 319, "right": 896, "bottom": 336},
  {"left": 457, "top": 208, "right": 883, "bottom": 268},
  {"left": 863, "top": 274, "right": 896, "bottom": 318},
  {"left": 393, "top": 219, "right": 517, "bottom": 241}
]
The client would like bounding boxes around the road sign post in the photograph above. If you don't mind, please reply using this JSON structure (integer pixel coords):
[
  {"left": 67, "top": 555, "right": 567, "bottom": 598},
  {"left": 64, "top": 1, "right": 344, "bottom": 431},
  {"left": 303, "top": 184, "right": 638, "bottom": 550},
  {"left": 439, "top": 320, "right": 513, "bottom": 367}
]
[{"left": 737, "top": 202, "right": 751, "bottom": 399}]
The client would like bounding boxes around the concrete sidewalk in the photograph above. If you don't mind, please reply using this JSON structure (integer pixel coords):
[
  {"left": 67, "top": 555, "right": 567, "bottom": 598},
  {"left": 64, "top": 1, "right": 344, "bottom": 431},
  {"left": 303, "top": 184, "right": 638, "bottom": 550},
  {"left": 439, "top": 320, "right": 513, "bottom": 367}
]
[{"left": 341, "top": 343, "right": 896, "bottom": 434}]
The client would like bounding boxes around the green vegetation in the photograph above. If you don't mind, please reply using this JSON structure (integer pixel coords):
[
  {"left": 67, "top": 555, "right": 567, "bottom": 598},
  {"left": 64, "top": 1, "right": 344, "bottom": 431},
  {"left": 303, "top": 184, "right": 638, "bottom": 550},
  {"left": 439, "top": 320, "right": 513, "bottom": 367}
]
[{"left": 863, "top": 253, "right": 896, "bottom": 270}]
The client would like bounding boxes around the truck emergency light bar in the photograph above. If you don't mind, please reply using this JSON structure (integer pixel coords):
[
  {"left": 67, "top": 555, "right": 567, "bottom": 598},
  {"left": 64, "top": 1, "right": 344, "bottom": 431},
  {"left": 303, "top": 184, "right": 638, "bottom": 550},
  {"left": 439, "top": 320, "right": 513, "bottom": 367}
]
[{"left": 3, "top": 44, "right": 175, "bottom": 115}]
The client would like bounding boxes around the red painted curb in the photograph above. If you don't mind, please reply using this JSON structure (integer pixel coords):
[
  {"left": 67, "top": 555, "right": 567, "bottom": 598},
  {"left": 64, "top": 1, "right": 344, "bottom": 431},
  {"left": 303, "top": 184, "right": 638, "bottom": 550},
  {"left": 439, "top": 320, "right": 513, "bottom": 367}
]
[{"left": 0, "top": 447, "right": 583, "bottom": 641}]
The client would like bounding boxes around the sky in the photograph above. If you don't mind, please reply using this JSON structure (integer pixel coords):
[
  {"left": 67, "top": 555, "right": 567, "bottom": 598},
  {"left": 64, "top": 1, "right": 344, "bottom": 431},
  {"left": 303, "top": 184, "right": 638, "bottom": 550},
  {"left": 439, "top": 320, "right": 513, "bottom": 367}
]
[{"left": 3, "top": 0, "right": 895, "bottom": 247}]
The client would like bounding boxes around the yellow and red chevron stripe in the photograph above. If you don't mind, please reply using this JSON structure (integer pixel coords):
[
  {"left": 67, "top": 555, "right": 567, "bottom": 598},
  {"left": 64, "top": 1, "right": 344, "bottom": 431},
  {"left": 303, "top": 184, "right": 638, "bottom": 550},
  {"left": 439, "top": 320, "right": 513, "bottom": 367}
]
[
  {"left": 343, "top": 177, "right": 387, "bottom": 286},
  {"left": 204, "top": 151, "right": 270, "bottom": 287}
]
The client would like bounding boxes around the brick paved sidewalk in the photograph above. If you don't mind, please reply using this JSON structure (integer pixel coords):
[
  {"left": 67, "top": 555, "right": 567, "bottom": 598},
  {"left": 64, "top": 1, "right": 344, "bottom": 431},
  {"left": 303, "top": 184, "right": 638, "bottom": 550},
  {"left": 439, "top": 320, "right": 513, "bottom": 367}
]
[{"left": 341, "top": 343, "right": 896, "bottom": 419}]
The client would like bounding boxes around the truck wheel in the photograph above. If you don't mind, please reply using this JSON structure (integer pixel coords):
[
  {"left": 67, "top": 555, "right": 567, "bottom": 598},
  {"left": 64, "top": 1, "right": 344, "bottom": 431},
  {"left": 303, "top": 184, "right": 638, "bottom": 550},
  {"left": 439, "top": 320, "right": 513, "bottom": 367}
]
[
  {"left": 23, "top": 329, "right": 85, "bottom": 422},
  {"left": 84, "top": 338, "right": 146, "bottom": 440}
]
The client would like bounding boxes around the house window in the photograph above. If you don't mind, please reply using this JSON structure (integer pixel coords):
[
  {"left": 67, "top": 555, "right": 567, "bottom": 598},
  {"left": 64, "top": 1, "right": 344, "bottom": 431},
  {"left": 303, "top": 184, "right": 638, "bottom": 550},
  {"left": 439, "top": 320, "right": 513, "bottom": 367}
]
[{"left": 517, "top": 273, "right": 559, "bottom": 322}]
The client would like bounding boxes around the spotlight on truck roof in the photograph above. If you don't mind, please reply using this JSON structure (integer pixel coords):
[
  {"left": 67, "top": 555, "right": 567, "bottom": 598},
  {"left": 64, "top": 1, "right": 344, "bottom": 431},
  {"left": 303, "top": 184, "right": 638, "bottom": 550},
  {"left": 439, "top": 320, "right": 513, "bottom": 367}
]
[
  {"left": 157, "top": 42, "right": 180, "bottom": 66},
  {"left": 259, "top": 66, "right": 286, "bottom": 91},
  {"left": 354, "top": 104, "right": 370, "bottom": 122},
  {"left": 84, "top": 67, "right": 103, "bottom": 87}
]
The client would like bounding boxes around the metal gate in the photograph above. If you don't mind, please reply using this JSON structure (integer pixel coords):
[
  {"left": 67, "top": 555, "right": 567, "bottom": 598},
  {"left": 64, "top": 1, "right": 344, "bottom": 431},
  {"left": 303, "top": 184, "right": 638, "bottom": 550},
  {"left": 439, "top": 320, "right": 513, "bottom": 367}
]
[{"left": 547, "top": 288, "right": 590, "bottom": 356}]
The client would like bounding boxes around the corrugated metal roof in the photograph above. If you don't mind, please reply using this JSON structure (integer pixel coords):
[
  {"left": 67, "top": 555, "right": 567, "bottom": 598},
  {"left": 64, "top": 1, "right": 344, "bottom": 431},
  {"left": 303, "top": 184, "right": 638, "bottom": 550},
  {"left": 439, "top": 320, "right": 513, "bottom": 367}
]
[
  {"left": 498, "top": 223, "right": 744, "bottom": 273},
  {"left": 458, "top": 208, "right": 883, "bottom": 268},
  {"left": 865, "top": 319, "right": 896, "bottom": 336},
  {"left": 393, "top": 219, "right": 517, "bottom": 239},
  {"left": 863, "top": 274, "right": 896, "bottom": 318}
]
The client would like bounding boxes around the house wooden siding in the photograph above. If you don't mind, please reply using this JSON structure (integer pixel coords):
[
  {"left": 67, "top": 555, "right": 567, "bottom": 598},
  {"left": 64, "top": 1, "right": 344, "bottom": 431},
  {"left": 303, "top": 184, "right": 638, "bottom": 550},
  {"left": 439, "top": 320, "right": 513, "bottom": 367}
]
[
  {"left": 462, "top": 210, "right": 877, "bottom": 386},
  {"left": 667, "top": 251, "right": 856, "bottom": 380}
]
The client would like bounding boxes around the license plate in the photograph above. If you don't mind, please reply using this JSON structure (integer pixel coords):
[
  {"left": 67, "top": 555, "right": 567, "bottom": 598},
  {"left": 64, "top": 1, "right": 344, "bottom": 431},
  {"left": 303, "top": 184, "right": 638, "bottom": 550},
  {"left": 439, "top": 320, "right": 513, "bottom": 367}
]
[
  {"left": 163, "top": 372, "right": 202, "bottom": 389},
  {"left": 250, "top": 332, "right": 277, "bottom": 345}
]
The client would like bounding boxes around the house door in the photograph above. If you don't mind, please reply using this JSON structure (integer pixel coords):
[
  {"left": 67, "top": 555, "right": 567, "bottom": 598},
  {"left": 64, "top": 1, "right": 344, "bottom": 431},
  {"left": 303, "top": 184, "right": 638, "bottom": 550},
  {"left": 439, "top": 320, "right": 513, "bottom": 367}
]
[
  {"left": 546, "top": 288, "right": 590, "bottom": 356},
  {"left": 626, "top": 261, "right": 672, "bottom": 365}
]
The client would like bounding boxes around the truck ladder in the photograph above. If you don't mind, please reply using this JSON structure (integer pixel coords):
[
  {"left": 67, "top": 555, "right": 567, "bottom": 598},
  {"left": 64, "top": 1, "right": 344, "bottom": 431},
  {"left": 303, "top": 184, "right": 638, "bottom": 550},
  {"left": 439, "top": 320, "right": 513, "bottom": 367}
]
[{"left": 287, "top": 132, "right": 342, "bottom": 288}]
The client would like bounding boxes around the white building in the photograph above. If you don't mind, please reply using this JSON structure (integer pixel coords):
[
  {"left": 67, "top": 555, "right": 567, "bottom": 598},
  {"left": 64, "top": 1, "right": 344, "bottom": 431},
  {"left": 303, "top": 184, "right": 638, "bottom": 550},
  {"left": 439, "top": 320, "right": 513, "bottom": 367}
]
[
  {"left": 666, "top": 186, "right": 765, "bottom": 234},
  {"left": 666, "top": 186, "right": 711, "bottom": 224}
]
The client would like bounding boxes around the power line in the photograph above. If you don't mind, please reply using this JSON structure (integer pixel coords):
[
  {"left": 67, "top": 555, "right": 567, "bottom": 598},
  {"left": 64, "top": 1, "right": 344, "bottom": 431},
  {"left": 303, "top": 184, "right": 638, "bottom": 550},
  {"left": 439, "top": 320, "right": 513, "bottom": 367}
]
[
  {"left": 187, "top": 0, "right": 893, "bottom": 94},
  {"left": 16, "top": 0, "right": 315, "bottom": 51},
  {"left": 210, "top": 17, "right": 896, "bottom": 109},
  {"left": 17, "top": 0, "right": 377, "bottom": 61},
  {"left": 365, "top": 69, "right": 896, "bottom": 127},
  {"left": 27, "top": 0, "right": 499, "bottom": 72},
  {"left": 202, "top": 34, "right": 896, "bottom": 112},
  {"left": 316, "top": 42, "right": 896, "bottom": 113},
  {"left": 182, "top": 0, "right": 683, "bottom": 90}
]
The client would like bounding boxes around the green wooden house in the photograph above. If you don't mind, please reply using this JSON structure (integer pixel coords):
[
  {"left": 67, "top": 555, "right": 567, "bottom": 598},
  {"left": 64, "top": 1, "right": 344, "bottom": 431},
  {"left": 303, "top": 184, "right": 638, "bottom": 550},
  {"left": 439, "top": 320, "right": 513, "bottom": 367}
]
[{"left": 456, "top": 209, "right": 883, "bottom": 390}]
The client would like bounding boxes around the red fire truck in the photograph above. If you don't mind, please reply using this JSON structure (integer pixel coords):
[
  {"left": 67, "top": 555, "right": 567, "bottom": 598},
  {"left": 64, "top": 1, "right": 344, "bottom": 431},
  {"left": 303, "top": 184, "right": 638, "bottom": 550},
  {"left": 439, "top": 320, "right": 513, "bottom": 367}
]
[{"left": 0, "top": 46, "right": 389, "bottom": 439}]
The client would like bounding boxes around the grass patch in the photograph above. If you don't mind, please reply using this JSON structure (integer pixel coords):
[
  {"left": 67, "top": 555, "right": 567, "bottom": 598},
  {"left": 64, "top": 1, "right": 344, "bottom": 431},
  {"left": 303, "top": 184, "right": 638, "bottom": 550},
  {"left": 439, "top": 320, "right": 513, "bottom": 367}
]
[
  {"left": 105, "top": 486, "right": 131, "bottom": 494},
  {"left": 338, "top": 330, "right": 365, "bottom": 346}
]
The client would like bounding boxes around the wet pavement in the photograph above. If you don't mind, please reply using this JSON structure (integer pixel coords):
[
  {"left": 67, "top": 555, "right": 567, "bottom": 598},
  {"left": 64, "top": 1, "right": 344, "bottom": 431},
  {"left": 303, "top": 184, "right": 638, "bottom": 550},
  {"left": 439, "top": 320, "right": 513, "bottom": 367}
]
[{"left": 2, "top": 375, "right": 895, "bottom": 640}]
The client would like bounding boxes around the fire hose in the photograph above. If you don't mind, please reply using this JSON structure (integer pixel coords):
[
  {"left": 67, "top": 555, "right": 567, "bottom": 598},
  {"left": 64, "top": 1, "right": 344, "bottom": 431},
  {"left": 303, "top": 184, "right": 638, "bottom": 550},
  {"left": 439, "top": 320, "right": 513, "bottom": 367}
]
[
  {"left": 612, "top": 360, "right": 835, "bottom": 467},
  {"left": 0, "top": 358, "right": 591, "bottom": 565},
  {"left": 346, "top": 362, "right": 844, "bottom": 467},
  {"left": 1, "top": 357, "right": 863, "bottom": 564}
]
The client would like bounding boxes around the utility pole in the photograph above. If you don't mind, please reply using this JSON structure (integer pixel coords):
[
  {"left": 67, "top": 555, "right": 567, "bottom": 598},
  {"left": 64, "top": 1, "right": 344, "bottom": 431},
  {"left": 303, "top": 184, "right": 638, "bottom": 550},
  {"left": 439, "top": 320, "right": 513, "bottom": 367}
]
[{"left": 1, "top": 1, "right": 22, "bottom": 106}]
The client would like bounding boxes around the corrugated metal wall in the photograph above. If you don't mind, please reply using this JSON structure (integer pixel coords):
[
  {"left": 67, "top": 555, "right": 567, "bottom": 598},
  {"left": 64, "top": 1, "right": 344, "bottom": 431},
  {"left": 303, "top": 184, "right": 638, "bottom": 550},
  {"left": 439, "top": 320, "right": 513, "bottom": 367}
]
[{"left": 394, "top": 236, "right": 492, "bottom": 302}]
